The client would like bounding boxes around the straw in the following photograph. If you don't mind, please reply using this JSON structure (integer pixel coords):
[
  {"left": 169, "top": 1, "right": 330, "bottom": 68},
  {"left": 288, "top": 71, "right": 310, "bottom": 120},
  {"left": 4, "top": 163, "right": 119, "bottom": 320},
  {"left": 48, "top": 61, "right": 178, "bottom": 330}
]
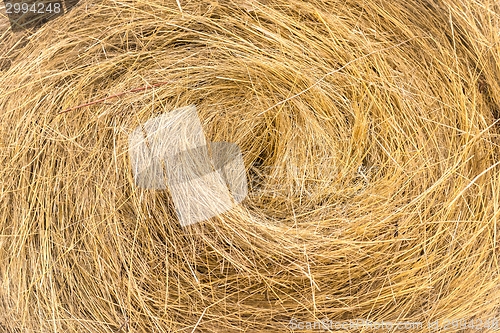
[{"left": 0, "top": 0, "right": 499, "bottom": 332}]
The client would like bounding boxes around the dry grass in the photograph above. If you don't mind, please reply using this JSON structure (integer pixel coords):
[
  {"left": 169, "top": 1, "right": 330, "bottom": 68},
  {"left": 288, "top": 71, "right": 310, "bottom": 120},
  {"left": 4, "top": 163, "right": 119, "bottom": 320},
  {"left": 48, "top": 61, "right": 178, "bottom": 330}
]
[{"left": 1, "top": 0, "right": 500, "bottom": 332}]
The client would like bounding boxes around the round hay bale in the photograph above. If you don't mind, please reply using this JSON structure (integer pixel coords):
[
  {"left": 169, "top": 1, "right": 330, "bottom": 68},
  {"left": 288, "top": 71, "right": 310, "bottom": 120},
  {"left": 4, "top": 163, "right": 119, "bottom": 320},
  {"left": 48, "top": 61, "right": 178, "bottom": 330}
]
[{"left": 1, "top": 0, "right": 499, "bottom": 332}]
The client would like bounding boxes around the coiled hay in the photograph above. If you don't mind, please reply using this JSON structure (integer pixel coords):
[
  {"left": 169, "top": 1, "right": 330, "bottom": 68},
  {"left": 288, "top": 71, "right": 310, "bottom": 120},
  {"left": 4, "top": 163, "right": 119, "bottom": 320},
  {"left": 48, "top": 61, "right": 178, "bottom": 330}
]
[{"left": 0, "top": 0, "right": 499, "bottom": 332}]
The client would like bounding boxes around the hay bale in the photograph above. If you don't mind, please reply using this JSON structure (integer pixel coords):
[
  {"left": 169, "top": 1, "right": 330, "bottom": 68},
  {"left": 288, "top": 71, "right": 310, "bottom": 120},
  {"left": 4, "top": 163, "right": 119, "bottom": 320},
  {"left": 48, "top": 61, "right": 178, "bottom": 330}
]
[{"left": 0, "top": 0, "right": 499, "bottom": 331}]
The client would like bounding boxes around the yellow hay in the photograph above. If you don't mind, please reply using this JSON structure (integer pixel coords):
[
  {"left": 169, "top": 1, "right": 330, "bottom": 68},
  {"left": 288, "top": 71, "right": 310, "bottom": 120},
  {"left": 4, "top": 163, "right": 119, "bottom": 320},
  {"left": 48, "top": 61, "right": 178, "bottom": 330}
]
[{"left": 0, "top": 0, "right": 499, "bottom": 332}]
